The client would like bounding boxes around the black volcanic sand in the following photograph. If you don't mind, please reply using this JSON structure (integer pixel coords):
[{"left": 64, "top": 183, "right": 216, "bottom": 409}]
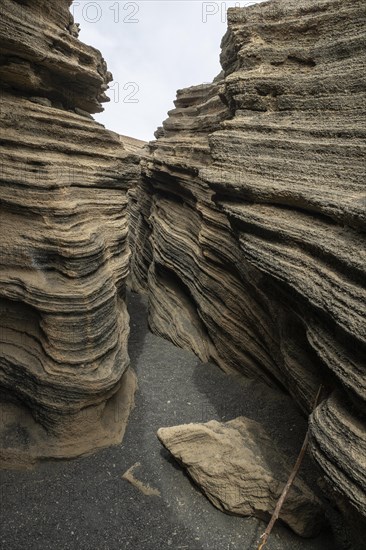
[{"left": 0, "top": 292, "right": 344, "bottom": 550}]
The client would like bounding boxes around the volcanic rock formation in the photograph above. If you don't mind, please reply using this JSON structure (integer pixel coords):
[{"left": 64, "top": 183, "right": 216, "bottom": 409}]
[
  {"left": 157, "top": 418, "right": 325, "bottom": 537},
  {"left": 130, "top": 0, "right": 366, "bottom": 541},
  {"left": 0, "top": 0, "right": 143, "bottom": 466}
]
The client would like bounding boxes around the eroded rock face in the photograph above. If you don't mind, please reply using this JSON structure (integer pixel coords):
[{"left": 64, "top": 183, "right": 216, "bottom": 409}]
[
  {"left": 157, "top": 418, "right": 326, "bottom": 537},
  {"left": 0, "top": 0, "right": 143, "bottom": 465},
  {"left": 130, "top": 0, "right": 366, "bottom": 537}
]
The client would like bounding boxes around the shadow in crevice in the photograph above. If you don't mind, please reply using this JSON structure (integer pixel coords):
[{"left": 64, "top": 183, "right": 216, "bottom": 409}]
[{"left": 127, "top": 290, "right": 150, "bottom": 367}]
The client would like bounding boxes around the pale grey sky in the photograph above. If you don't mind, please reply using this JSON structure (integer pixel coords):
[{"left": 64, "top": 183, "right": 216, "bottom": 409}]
[{"left": 72, "top": 1, "right": 265, "bottom": 141}]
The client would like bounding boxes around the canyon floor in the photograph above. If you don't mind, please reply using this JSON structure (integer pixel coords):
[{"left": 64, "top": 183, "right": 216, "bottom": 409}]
[{"left": 0, "top": 293, "right": 342, "bottom": 550}]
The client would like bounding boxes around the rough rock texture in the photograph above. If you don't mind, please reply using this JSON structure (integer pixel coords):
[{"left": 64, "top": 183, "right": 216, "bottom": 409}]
[
  {"left": 130, "top": 0, "right": 366, "bottom": 540},
  {"left": 157, "top": 417, "right": 325, "bottom": 537},
  {"left": 0, "top": 0, "right": 143, "bottom": 465}
]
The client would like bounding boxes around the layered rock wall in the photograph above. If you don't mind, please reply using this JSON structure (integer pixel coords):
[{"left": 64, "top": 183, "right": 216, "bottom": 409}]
[
  {"left": 0, "top": 0, "right": 142, "bottom": 465},
  {"left": 130, "top": 0, "right": 366, "bottom": 538}
]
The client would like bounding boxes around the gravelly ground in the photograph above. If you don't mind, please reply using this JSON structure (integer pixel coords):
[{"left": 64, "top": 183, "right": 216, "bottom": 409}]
[{"left": 0, "top": 292, "right": 339, "bottom": 550}]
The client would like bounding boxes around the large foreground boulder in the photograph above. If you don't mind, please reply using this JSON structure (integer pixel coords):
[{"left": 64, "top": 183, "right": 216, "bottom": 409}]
[{"left": 157, "top": 417, "right": 326, "bottom": 537}]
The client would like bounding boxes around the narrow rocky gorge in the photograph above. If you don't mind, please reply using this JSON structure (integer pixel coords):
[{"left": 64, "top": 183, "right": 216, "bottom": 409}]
[
  {"left": 0, "top": 0, "right": 365, "bottom": 547},
  {"left": 129, "top": 0, "right": 366, "bottom": 543}
]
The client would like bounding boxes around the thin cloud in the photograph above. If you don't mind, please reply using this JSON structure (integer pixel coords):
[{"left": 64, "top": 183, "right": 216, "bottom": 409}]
[{"left": 74, "top": 1, "right": 264, "bottom": 141}]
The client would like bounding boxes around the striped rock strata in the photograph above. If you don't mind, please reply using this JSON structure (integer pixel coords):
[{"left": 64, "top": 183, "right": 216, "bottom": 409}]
[
  {"left": 0, "top": 0, "right": 143, "bottom": 466},
  {"left": 130, "top": 0, "right": 366, "bottom": 541}
]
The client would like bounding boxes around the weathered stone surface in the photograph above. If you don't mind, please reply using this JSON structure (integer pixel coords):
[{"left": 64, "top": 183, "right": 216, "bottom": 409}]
[
  {"left": 130, "top": 0, "right": 366, "bottom": 537},
  {"left": 0, "top": 0, "right": 111, "bottom": 114},
  {"left": 157, "top": 418, "right": 325, "bottom": 537},
  {"left": 0, "top": 0, "right": 144, "bottom": 465}
]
